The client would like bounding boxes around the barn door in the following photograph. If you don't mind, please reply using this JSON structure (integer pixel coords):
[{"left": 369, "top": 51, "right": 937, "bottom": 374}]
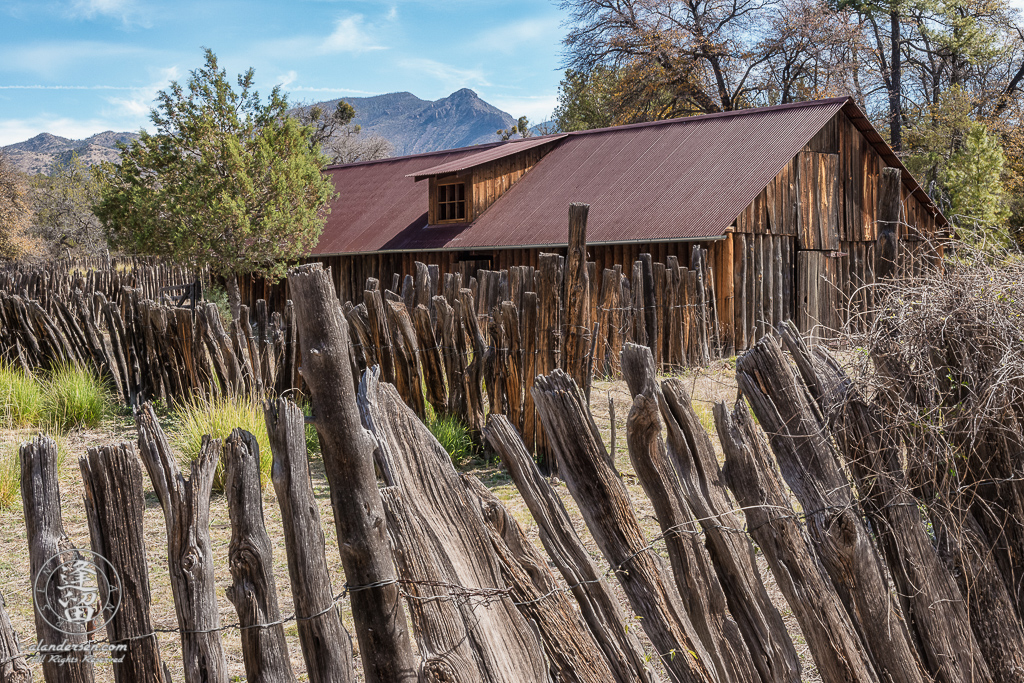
[{"left": 798, "top": 152, "right": 840, "bottom": 250}]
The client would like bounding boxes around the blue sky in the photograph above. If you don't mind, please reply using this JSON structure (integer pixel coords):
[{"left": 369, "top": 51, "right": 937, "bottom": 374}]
[{"left": 0, "top": 0, "right": 567, "bottom": 146}]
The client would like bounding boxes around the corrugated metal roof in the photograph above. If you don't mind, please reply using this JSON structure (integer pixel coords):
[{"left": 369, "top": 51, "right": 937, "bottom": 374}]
[
  {"left": 406, "top": 134, "right": 566, "bottom": 179},
  {"left": 312, "top": 97, "right": 945, "bottom": 256}
]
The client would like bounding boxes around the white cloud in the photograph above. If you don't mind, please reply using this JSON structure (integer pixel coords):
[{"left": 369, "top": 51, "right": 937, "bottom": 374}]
[
  {"left": 69, "top": 0, "right": 151, "bottom": 27},
  {"left": 277, "top": 70, "right": 299, "bottom": 88},
  {"left": 399, "top": 58, "right": 491, "bottom": 89},
  {"left": 102, "top": 66, "right": 178, "bottom": 123},
  {"left": 468, "top": 17, "right": 562, "bottom": 55},
  {"left": 386, "top": 5, "right": 398, "bottom": 20},
  {"left": 320, "top": 15, "right": 387, "bottom": 53},
  {"left": 484, "top": 93, "right": 559, "bottom": 124}
]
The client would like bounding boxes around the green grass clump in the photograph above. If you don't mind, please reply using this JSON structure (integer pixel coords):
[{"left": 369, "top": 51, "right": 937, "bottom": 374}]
[
  {"left": 173, "top": 395, "right": 272, "bottom": 491},
  {"left": 428, "top": 414, "right": 475, "bottom": 466},
  {"left": 41, "top": 363, "right": 111, "bottom": 431},
  {"left": 0, "top": 363, "right": 44, "bottom": 429},
  {"left": 0, "top": 445, "right": 20, "bottom": 510}
]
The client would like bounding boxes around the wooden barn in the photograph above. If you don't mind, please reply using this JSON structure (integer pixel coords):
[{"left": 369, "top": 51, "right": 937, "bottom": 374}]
[{"left": 245, "top": 96, "right": 946, "bottom": 357}]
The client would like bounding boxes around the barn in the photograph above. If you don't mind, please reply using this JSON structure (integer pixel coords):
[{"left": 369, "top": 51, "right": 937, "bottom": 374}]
[{"left": 246, "top": 95, "right": 946, "bottom": 358}]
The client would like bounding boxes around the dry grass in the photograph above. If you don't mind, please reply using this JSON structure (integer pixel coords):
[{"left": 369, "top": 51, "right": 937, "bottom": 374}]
[{"left": 0, "top": 359, "right": 822, "bottom": 682}]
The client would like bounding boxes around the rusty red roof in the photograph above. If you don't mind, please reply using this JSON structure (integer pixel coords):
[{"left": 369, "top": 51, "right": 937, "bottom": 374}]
[
  {"left": 312, "top": 97, "right": 944, "bottom": 256},
  {"left": 407, "top": 134, "right": 567, "bottom": 180}
]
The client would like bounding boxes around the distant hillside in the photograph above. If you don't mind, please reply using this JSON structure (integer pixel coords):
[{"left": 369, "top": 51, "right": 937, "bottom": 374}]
[
  {"left": 2, "top": 131, "right": 139, "bottom": 175},
  {"left": 1, "top": 89, "right": 517, "bottom": 174},
  {"left": 306, "top": 89, "right": 517, "bottom": 157}
]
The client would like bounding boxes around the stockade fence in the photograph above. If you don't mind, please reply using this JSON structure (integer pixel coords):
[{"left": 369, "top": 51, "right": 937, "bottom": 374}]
[{"left": 0, "top": 256, "right": 1019, "bottom": 683}]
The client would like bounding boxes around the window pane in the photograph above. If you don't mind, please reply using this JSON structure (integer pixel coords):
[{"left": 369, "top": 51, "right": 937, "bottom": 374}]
[
  {"left": 457, "top": 184, "right": 465, "bottom": 200},
  {"left": 456, "top": 202, "right": 464, "bottom": 220}
]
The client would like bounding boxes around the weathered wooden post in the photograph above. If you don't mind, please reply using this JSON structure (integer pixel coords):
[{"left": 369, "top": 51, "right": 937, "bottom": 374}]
[
  {"left": 875, "top": 167, "right": 902, "bottom": 279},
  {"left": 223, "top": 429, "right": 297, "bottom": 683},
  {"left": 0, "top": 590, "right": 31, "bottom": 683},
  {"left": 80, "top": 443, "right": 165, "bottom": 683},
  {"left": 21, "top": 435, "right": 95, "bottom": 683},
  {"left": 136, "top": 404, "right": 227, "bottom": 683},
  {"left": 563, "top": 203, "right": 592, "bottom": 398},
  {"left": 264, "top": 398, "right": 355, "bottom": 683},
  {"left": 287, "top": 262, "right": 417, "bottom": 683}
]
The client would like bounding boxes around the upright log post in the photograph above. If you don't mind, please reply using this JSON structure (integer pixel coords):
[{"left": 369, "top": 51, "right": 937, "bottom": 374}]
[
  {"left": 875, "top": 167, "right": 902, "bottom": 280},
  {"left": 21, "top": 435, "right": 95, "bottom": 683},
  {"left": 0, "top": 590, "right": 31, "bottom": 683},
  {"left": 287, "top": 263, "right": 417, "bottom": 683},
  {"left": 264, "top": 398, "right": 355, "bottom": 683},
  {"left": 136, "top": 405, "right": 228, "bottom": 683},
  {"left": 223, "top": 429, "right": 297, "bottom": 683},
  {"left": 563, "top": 203, "right": 592, "bottom": 398},
  {"left": 81, "top": 443, "right": 165, "bottom": 683}
]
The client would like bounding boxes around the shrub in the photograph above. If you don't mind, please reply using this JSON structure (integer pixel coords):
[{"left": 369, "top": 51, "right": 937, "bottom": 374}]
[
  {"left": 0, "top": 363, "right": 44, "bottom": 428},
  {"left": 428, "top": 414, "right": 475, "bottom": 466},
  {"left": 42, "top": 363, "right": 111, "bottom": 431},
  {"left": 173, "top": 395, "right": 271, "bottom": 491}
]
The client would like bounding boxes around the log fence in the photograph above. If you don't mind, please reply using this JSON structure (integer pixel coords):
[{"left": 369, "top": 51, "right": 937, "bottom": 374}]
[{"left": 2, "top": 276, "right": 1020, "bottom": 682}]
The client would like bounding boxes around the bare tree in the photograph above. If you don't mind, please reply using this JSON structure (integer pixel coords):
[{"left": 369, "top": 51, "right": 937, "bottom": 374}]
[{"left": 293, "top": 100, "right": 393, "bottom": 164}]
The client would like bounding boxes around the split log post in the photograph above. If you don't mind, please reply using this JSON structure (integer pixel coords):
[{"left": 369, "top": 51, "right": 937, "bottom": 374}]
[
  {"left": 735, "top": 336, "right": 930, "bottom": 683},
  {"left": 532, "top": 370, "right": 716, "bottom": 683},
  {"left": 484, "top": 414, "right": 658, "bottom": 683},
  {"left": 714, "top": 400, "right": 881, "bottom": 683},
  {"left": 21, "top": 435, "right": 95, "bottom": 683},
  {"left": 520, "top": 291, "right": 539, "bottom": 454},
  {"left": 223, "top": 429, "right": 297, "bottom": 683},
  {"left": 136, "top": 404, "right": 228, "bottom": 683},
  {"left": 640, "top": 254, "right": 657, "bottom": 362},
  {"left": 287, "top": 263, "right": 417, "bottom": 683},
  {"left": 535, "top": 253, "right": 561, "bottom": 470},
  {"left": 413, "top": 304, "right": 447, "bottom": 416},
  {"left": 875, "top": 167, "right": 901, "bottom": 280},
  {"left": 458, "top": 288, "right": 487, "bottom": 435},
  {"left": 621, "top": 343, "right": 800, "bottom": 683},
  {"left": 81, "top": 443, "right": 165, "bottom": 683},
  {"left": 359, "top": 369, "right": 549, "bottom": 682},
  {"left": 563, "top": 203, "right": 592, "bottom": 398},
  {"left": 434, "top": 296, "right": 466, "bottom": 421},
  {"left": 462, "top": 474, "right": 619, "bottom": 683},
  {"left": 0, "top": 590, "right": 31, "bottom": 683},
  {"left": 264, "top": 398, "right": 355, "bottom": 683},
  {"left": 632, "top": 261, "right": 647, "bottom": 347},
  {"left": 625, "top": 391, "right": 759, "bottom": 683}
]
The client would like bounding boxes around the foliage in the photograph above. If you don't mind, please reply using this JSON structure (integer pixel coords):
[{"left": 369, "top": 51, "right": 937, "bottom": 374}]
[
  {"left": 41, "top": 363, "right": 112, "bottom": 431},
  {"left": 173, "top": 395, "right": 272, "bottom": 492},
  {"left": 31, "top": 153, "right": 106, "bottom": 258},
  {"left": 553, "top": 68, "right": 618, "bottom": 131},
  {"left": 95, "top": 49, "right": 336, "bottom": 285},
  {"left": 293, "top": 99, "right": 393, "bottom": 164},
  {"left": 0, "top": 363, "right": 44, "bottom": 429},
  {"left": 497, "top": 116, "right": 534, "bottom": 140},
  {"left": 0, "top": 151, "right": 39, "bottom": 260},
  {"left": 941, "top": 125, "right": 1010, "bottom": 230},
  {"left": 427, "top": 414, "right": 475, "bottom": 466}
]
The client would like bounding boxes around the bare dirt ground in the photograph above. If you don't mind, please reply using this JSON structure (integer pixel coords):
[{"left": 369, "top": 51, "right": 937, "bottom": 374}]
[{"left": 0, "top": 359, "right": 821, "bottom": 682}]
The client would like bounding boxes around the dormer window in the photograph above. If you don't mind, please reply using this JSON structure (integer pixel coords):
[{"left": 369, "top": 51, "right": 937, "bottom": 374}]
[{"left": 437, "top": 181, "right": 467, "bottom": 222}]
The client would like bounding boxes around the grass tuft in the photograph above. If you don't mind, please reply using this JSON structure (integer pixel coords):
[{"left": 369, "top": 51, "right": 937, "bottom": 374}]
[
  {"left": 0, "top": 363, "right": 44, "bottom": 429},
  {"left": 173, "top": 395, "right": 272, "bottom": 492},
  {"left": 41, "top": 363, "right": 111, "bottom": 431},
  {"left": 0, "top": 445, "right": 20, "bottom": 510},
  {"left": 427, "top": 414, "right": 475, "bottom": 466}
]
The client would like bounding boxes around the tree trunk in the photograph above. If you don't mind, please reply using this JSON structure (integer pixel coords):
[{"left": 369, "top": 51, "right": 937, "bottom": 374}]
[
  {"left": 20, "top": 435, "right": 95, "bottom": 683},
  {"left": 136, "top": 404, "right": 229, "bottom": 683},
  {"left": 223, "top": 429, "right": 297, "bottom": 683},
  {"left": 286, "top": 262, "right": 417, "bottom": 683},
  {"left": 483, "top": 414, "right": 660, "bottom": 683},
  {"left": 226, "top": 275, "right": 241, "bottom": 321},
  {"left": 80, "top": 443, "right": 166, "bottom": 683},
  {"left": 264, "top": 398, "right": 355, "bottom": 683}
]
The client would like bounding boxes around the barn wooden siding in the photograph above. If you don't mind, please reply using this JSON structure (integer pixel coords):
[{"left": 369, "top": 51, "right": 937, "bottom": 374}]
[{"left": 238, "top": 108, "right": 941, "bottom": 357}]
